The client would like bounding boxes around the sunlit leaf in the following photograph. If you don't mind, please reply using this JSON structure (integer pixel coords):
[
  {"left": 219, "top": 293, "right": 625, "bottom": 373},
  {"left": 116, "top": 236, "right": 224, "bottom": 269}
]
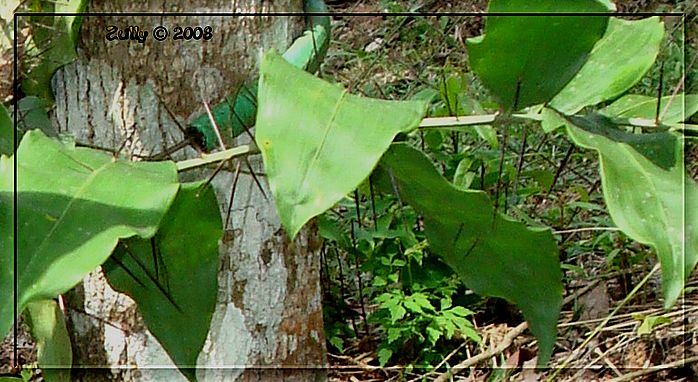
[
  {"left": 104, "top": 182, "right": 221, "bottom": 382},
  {"left": 550, "top": 17, "right": 664, "bottom": 114},
  {"left": 467, "top": 0, "right": 610, "bottom": 111},
  {"left": 602, "top": 94, "right": 698, "bottom": 124},
  {"left": 0, "top": 130, "right": 179, "bottom": 338},
  {"left": 636, "top": 315, "right": 670, "bottom": 336},
  {"left": 380, "top": 143, "right": 562, "bottom": 365},
  {"left": 256, "top": 50, "right": 426, "bottom": 238}
]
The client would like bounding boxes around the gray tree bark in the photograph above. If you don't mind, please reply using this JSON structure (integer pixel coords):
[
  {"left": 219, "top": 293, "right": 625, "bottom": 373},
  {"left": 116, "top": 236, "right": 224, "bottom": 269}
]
[{"left": 50, "top": 1, "right": 327, "bottom": 381}]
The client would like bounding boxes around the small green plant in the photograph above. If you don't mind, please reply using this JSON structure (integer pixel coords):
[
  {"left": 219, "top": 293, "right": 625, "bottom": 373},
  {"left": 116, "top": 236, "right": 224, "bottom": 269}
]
[{"left": 372, "top": 275, "right": 481, "bottom": 367}]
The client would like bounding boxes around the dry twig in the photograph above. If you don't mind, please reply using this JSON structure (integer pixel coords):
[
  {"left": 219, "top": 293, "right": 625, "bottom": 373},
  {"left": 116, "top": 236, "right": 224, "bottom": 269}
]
[{"left": 433, "top": 279, "right": 602, "bottom": 382}]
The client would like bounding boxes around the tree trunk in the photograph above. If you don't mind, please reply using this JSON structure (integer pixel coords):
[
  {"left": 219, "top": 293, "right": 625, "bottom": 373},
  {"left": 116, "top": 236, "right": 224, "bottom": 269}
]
[{"left": 50, "top": 1, "right": 327, "bottom": 381}]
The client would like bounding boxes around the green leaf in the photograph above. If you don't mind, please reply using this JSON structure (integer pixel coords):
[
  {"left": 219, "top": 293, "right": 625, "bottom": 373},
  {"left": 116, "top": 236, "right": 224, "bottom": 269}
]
[
  {"left": 540, "top": 106, "right": 568, "bottom": 133},
  {"left": 527, "top": 169, "right": 554, "bottom": 192},
  {"left": 440, "top": 297, "right": 452, "bottom": 310},
  {"left": 256, "top": 50, "right": 426, "bottom": 238},
  {"left": 426, "top": 325, "right": 441, "bottom": 346},
  {"left": 424, "top": 130, "right": 444, "bottom": 151},
  {"left": 602, "top": 94, "right": 698, "bottom": 124},
  {"left": 403, "top": 299, "right": 424, "bottom": 314},
  {"left": 24, "top": 299, "right": 72, "bottom": 382},
  {"left": 412, "top": 88, "right": 439, "bottom": 104},
  {"left": 467, "top": 0, "right": 610, "bottom": 111},
  {"left": 549, "top": 17, "right": 664, "bottom": 114},
  {"left": 388, "top": 303, "right": 407, "bottom": 324},
  {"left": 0, "top": 378, "right": 23, "bottom": 382},
  {"left": 0, "top": 130, "right": 179, "bottom": 339},
  {"left": 377, "top": 348, "right": 393, "bottom": 366},
  {"left": 473, "top": 125, "right": 498, "bottom": 148},
  {"left": 22, "top": 1, "right": 86, "bottom": 100},
  {"left": 449, "top": 306, "right": 474, "bottom": 317},
  {"left": 636, "top": 315, "right": 670, "bottom": 336},
  {"left": 17, "top": 97, "right": 52, "bottom": 133},
  {"left": 459, "top": 325, "right": 482, "bottom": 343},
  {"left": 0, "top": 103, "right": 13, "bottom": 155},
  {"left": 411, "top": 292, "right": 435, "bottom": 311},
  {"left": 104, "top": 182, "right": 221, "bottom": 382},
  {"left": 439, "top": 75, "right": 470, "bottom": 115},
  {"left": 435, "top": 316, "right": 456, "bottom": 339},
  {"left": 564, "top": 116, "right": 697, "bottom": 307},
  {"left": 380, "top": 143, "right": 562, "bottom": 365},
  {"left": 328, "top": 336, "right": 344, "bottom": 352},
  {"left": 453, "top": 158, "right": 475, "bottom": 190},
  {"left": 373, "top": 275, "right": 387, "bottom": 287},
  {"left": 387, "top": 327, "right": 402, "bottom": 344}
]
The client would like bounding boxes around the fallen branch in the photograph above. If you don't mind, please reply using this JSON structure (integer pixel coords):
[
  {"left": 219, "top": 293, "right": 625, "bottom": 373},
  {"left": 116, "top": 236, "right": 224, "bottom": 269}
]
[
  {"left": 433, "top": 279, "right": 601, "bottom": 382},
  {"left": 433, "top": 322, "right": 529, "bottom": 382}
]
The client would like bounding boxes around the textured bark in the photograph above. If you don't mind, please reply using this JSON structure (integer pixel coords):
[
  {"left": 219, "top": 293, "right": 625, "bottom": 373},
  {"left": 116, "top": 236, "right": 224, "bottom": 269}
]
[{"left": 50, "top": 1, "right": 326, "bottom": 381}]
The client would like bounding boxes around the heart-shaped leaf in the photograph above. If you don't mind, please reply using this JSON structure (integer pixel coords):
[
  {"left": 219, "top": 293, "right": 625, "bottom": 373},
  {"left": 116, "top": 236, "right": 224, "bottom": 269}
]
[
  {"left": 380, "top": 143, "right": 562, "bottom": 365},
  {"left": 104, "top": 182, "right": 221, "bottom": 382},
  {"left": 0, "top": 130, "right": 179, "bottom": 338},
  {"left": 256, "top": 50, "right": 427, "bottom": 238},
  {"left": 467, "top": 0, "right": 610, "bottom": 112}
]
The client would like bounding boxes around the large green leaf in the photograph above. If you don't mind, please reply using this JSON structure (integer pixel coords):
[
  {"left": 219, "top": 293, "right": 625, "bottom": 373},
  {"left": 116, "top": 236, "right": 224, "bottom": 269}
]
[
  {"left": 0, "top": 130, "right": 179, "bottom": 338},
  {"left": 0, "top": 104, "right": 12, "bottom": 155},
  {"left": 549, "top": 17, "right": 664, "bottom": 114},
  {"left": 256, "top": 50, "right": 427, "bottom": 238},
  {"left": 602, "top": 94, "right": 698, "bottom": 124},
  {"left": 564, "top": 115, "right": 697, "bottom": 307},
  {"left": 467, "top": 0, "right": 610, "bottom": 112},
  {"left": 103, "top": 182, "right": 221, "bottom": 382},
  {"left": 25, "top": 299, "right": 72, "bottom": 382},
  {"left": 380, "top": 143, "right": 562, "bottom": 365},
  {"left": 22, "top": 0, "right": 86, "bottom": 100}
]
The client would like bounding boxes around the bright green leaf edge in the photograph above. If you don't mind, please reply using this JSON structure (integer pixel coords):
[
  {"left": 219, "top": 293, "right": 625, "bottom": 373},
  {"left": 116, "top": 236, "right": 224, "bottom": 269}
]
[
  {"left": 550, "top": 17, "right": 664, "bottom": 115},
  {"left": 256, "top": 50, "right": 427, "bottom": 238},
  {"left": 0, "top": 130, "right": 180, "bottom": 338},
  {"left": 602, "top": 93, "right": 698, "bottom": 125}
]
